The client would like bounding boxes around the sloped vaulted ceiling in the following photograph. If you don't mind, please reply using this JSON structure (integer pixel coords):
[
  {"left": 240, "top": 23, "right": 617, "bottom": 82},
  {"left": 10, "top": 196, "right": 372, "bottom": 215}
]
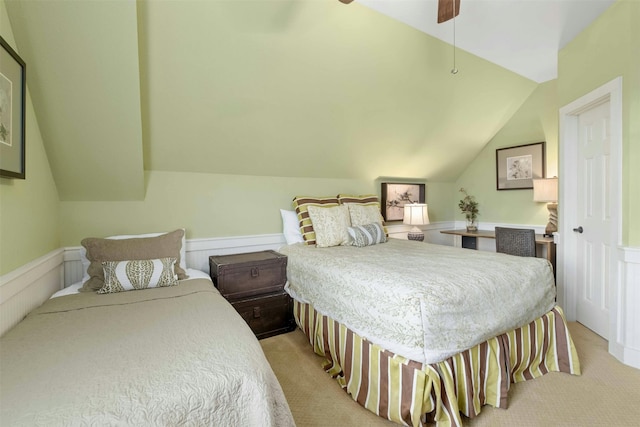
[
  {"left": 7, "top": 0, "right": 537, "bottom": 201},
  {"left": 6, "top": 0, "right": 144, "bottom": 201}
]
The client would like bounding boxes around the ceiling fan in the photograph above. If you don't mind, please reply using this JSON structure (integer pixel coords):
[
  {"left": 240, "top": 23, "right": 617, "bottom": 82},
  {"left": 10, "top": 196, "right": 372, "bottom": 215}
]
[
  {"left": 337, "top": 0, "right": 460, "bottom": 23},
  {"left": 437, "top": 0, "right": 460, "bottom": 23}
]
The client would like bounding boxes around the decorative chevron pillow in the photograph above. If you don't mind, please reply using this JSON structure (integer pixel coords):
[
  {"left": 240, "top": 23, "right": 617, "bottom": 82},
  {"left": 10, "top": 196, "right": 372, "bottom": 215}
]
[
  {"left": 347, "top": 223, "right": 387, "bottom": 247},
  {"left": 98, "top": 257, "right": 178, "bottom": 294}
]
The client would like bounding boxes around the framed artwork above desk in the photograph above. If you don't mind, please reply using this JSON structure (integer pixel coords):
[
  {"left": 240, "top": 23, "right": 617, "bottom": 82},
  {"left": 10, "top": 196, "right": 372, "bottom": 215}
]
[{"left": 440, "top": 229, "right": 556, "bottom": 275}]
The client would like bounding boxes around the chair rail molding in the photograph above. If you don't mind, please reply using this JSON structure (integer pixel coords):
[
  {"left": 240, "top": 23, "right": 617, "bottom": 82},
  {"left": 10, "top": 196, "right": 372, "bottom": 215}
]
[{"left": 0, "top": 248, "right": 64, "bottom": 337}]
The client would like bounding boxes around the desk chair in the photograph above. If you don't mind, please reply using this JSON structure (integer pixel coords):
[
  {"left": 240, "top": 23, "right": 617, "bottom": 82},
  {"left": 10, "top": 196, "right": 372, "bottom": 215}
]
[{"left": 495, "top": 227, "right": 536, "bottom": 257}]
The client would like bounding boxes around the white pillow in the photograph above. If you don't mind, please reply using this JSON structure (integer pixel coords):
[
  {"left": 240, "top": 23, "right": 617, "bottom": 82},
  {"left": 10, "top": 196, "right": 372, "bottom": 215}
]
[
  {"left": 280, "top": 209, "right": 304, "bottom": 245},
  {"left": 307, "top": 205, "right": 351, "bottom": 248},
  {"left": 79, "top": 229, "right": 187, "bottom": 283}
]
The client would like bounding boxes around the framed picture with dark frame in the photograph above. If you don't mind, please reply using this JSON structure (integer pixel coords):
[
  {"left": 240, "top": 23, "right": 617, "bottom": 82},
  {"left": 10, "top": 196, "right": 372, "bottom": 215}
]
[
  {"left": 0, "top": 35, "right": 26, "bottom": 179},
  {"left": 381, "top": 182, "right": 425, "bottom": 221},
  {"left": 496, "top": 142, "right": 545, "bottom": 190}
]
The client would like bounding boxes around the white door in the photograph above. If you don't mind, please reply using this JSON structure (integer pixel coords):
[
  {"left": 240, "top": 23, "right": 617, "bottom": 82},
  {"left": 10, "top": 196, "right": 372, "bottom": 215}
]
[{"left": 574, "top": 100, "right": 611, "bottom": 339}]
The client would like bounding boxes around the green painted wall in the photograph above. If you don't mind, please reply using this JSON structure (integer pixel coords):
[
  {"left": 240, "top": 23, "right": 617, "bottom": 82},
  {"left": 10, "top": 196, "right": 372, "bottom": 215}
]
[
  {"left": 455, "top": 80, "right": 559, "bottom": 226},
  {"left": 0, "top": 0, "right": 60, "bottom": 275},
  {"left": 59, "top": 170, "right": 454, "bottom": 246},
  {"left": 558, "top": 0, "right": 640, "bottom": 246}
]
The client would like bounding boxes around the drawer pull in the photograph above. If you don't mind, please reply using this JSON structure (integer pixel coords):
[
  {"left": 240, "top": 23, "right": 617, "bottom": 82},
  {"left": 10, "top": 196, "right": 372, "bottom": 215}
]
[
  {"left": 253, "top": 306, "right": 261, "bottom": 318},
  {"left": 251, "top": 267, "right": 259, "bottom": 278}
]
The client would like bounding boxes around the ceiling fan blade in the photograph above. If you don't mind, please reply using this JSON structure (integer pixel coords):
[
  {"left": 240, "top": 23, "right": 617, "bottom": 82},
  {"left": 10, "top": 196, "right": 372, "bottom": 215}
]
[{"left": 438, "top": 0, "right": 460, "bottom": 23}]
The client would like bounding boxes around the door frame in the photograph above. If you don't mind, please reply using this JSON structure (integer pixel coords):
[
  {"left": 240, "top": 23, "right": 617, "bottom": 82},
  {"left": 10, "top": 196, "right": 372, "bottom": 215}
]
[{"left": 558, "top": 77, "right": 623, "bottom": 339}]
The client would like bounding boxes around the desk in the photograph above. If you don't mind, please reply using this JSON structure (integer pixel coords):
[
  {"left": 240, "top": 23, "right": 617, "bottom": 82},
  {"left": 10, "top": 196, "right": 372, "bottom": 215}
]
[{"left": 440, "top": 229, "right": 556, "bottom": 274}]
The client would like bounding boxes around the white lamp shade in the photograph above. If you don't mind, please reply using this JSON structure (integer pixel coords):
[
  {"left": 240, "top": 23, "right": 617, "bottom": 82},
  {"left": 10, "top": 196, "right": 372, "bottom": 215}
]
[
  {"left": 403, "top": 204, "right": 430, "bottom": 225},
  {"left": 533, "top": 178, "right": 558, "bottom": 202}
]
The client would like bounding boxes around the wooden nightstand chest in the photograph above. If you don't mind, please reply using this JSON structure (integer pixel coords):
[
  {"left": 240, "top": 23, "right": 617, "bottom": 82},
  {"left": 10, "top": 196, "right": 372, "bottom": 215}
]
[{"left": 209, "top": 250, "right": 295, "bottom": 339}]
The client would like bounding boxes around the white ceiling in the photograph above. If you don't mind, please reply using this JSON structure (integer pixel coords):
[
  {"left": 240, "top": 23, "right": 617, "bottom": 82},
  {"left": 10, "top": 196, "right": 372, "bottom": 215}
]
[{"left": 356, "top": 0, "right": 616, "bottom": 83}]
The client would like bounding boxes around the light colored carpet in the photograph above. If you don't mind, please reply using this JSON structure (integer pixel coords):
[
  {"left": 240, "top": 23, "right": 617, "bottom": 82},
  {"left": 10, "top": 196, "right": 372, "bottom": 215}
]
[{"left": 260, "top": 322, "right": 640, "bottom": 426}]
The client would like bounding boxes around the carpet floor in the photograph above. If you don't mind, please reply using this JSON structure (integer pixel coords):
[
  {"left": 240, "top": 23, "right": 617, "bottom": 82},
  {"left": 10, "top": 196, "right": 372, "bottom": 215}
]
[{"left": 260, "top": 322, "right": 640, "bottom": 426}]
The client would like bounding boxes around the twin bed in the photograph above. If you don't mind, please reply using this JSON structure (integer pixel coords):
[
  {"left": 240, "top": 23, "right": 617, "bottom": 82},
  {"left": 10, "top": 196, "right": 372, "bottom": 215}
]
[{"left": 0, "top": 231, "right": 295, "bottom": 426}]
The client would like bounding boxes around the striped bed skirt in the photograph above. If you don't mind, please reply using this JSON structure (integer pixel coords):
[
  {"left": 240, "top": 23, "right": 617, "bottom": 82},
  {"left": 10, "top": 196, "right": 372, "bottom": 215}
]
[{"left": 293, "top": 300, "right": 581, "bottom": 427}]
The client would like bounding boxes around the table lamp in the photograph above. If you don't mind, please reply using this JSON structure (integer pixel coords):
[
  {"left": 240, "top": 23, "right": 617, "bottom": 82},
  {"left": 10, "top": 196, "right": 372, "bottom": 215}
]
[
  {"left": 403, "top": 203, "right": 430, "bottom": 241},
  {"left": 533, "top": 177, "right": 558, "bottom": 237}
]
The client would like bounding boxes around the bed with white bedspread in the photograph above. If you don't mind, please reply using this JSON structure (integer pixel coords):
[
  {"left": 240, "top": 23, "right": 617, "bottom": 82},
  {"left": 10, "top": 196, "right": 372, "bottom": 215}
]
[
  {"left": 280, "top": 239, "right": 580, "bottom": 426},
  {"left": 282, "top": 238, "right": 556, "bottom": 364}
]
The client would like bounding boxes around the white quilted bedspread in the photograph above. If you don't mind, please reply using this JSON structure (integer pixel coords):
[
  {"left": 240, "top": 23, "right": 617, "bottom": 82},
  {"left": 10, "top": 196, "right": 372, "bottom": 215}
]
[
  {"left": 0, "top": 278, "right": 295, "bottom": 427},
  {"left": 280, "top": 239, "right": 556, "bottom": 364}
]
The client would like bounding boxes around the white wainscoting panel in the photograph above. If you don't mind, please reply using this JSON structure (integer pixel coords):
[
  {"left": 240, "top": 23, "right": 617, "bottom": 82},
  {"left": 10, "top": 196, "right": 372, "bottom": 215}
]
[
  {"left": 62, "top": 224, "right": 456, "bottom": 285},
  {"left": 452, "top": 222, "right": 546, "bottom": 246},
  {"left": 612, "top": 246, "right": 640, "bottom": 369},
  {"left": 387, "top": 222, "right": 456, "bottom": 246},
  {"left": 64, "top": 247, "right": 84, "bottom": 286},
  {"left": 185, "top": 234, "right": 288, "bottom": 274},
  {"left": 63, "top": 233, "right": 289, "bottom": 285},
  {"left": 22, "top": 227, "right": 640, "bottom": 370},
  {"left": 0, "top": 249, "right": 64, "bottom": 337}
]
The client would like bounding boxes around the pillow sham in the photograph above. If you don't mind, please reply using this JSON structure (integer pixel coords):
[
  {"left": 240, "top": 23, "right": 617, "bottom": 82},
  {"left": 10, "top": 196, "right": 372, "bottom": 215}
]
[
  {"left": 292, "top": 196, "right": 340, "bottom": 245},
  {"left": 79, "top": 229, "right": 187, "bottom": 283},
  {"left": 98, "top": 257, "right": 178, "bottom": 294},
  {"left": 280, "top": 209, "right": 304, "bottom": 245},
  {"left": 81, "top": 229, "right": 187, "bottom": 292},
  {"left": 346, "top": 203, "right": 385, "bottom": 227},
  {"left": 338, "top": 194, "right": 388, "bottom": 236},
  {"left": 307, "top": 205, "right": 351, "bottom": 248},
  {"left": 348, "top": 223, "right": 387, "bottom": 247}
]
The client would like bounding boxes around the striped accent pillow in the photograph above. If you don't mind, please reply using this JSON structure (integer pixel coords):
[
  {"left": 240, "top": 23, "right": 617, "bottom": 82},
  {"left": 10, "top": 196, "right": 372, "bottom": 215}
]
[
  {"left": 347, "top": 223, "right": 387, "bottom": 247},
  {"left": 337, "top": 194, "right": 379, "bottom": 205},
  {"left": 98, "top": 257, "right": 178, "bottom": 294},
  {"left": 292, "top": 196, "right": 340, "bottom": 245}
]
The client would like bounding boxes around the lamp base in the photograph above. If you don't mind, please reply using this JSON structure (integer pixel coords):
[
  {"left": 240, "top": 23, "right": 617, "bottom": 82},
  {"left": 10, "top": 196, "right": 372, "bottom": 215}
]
[
  {"left": 407, "top": 226, "right": 424, "bottom": 242},
  {"left": 407, "top": 232, "right": 424, "bottom": 241},
  {"left": 545, "top": 202, "right": 558, "bottom": 238}
]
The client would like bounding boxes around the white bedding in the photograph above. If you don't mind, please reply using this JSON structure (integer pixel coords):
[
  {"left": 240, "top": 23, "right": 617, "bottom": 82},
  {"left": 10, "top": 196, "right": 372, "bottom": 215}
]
[{"left": 280, "top": 239, "right": 556, "bottom": 364}]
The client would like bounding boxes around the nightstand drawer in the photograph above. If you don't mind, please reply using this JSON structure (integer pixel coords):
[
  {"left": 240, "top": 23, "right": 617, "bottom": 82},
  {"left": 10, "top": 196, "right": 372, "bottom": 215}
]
[
  {"left": 209, "top": 250, "right": 287, "bottom": 301},
  {"left": 231, "top": 293, "right": 295, "bottom": 340}
]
